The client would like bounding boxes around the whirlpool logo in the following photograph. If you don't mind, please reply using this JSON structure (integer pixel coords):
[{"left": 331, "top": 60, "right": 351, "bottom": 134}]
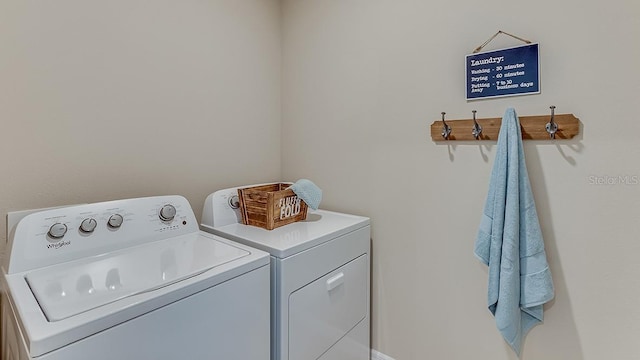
[
  {"left": 588, "top": 175, "right": 639, "bottom": 186},
  {"left": 47, "top": 240, "right": 71, "bottom": 249}
]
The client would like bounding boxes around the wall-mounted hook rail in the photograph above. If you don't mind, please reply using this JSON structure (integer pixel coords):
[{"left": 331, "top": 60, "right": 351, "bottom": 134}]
[{"left": 430, "top": 109, "right": 579, "bottom": 141}]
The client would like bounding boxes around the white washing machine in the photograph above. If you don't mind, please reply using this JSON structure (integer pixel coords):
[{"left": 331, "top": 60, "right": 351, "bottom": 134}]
[
  {"left": 201, "top": 186, "right": 371, "bottom": 360},
  {"left": 1, "top": 195, "right": 270, "bottom": 360}
]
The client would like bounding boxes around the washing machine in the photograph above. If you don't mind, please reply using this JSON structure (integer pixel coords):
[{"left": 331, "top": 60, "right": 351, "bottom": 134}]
[
  {"left": 201, "top": 185, "right": 371, "bottom": 360},
  {"left": 1, "top": 195, "right": 270, "bottom": 360}
]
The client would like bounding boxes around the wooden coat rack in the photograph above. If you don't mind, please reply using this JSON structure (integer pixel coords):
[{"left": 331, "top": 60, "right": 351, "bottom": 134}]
[{"left": 430, "top": 107, "right": 579, "bottom": 141}]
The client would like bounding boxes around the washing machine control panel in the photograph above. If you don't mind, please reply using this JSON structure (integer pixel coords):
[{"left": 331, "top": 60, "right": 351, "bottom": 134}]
[{"left": 5, "top": 196, "right": 200, "bottom": 274}]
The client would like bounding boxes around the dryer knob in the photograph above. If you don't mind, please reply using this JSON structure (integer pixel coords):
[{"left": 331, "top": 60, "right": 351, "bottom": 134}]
[
  {"left": 48, "top": 223, "right": 68, "bottom": 239},
  {"left": 228, "top": 195, "right": 240, "bottom": 209},
  {"left": 108, "top": 214, "right": 124, "bottom": 228},
  {"left": 159, "top": 204, "right": 177, "bottom": 222},
  {"left": 80, "top": 218, "right": 98, "bottom": 233}
]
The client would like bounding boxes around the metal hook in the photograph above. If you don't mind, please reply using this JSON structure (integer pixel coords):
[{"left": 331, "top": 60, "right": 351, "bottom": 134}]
[
  {"left": 546, "top": 105, "right": 558, "bottom": 139},
  {"left": 471, "top": 110, "right": 482, "bottom": 139},
  {"left": 441, "top": 112, "right": 451, "bottom": 140}
]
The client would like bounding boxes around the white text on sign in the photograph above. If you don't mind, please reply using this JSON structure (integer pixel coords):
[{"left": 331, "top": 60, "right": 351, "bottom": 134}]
[{"left": 279, "top": 196, "right": 302, "bottom": 220}]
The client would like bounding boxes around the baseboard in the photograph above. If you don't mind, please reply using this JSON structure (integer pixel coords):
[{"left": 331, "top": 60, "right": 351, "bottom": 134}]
[{"left": 371, "top": 349, "right": 395, "bottom": 360}]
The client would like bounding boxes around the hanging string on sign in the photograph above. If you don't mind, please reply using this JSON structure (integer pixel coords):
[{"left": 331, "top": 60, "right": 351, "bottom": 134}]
[{"left": 473, "top": 30, "right": 532, "bottom": 53}]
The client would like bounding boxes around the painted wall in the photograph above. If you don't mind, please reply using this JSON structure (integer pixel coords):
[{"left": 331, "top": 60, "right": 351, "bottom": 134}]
[
  {"left": 282, "top": 1, "right": 640, "bottom": 359},
  {"left": 0, "top": 0, "right": 282, "bottom": 248},
  {"left": 3, "top": 1, "right": 640, "bottom": 359}
]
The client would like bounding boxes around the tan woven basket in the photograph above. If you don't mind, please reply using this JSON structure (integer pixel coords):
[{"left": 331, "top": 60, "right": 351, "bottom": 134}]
[{"left": 237, "top": 183, "right": 308, "bottom": 230}]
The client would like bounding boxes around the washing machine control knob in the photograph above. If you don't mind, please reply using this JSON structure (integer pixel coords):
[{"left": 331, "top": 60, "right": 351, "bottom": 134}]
[
  {"left": 159, "top": 204, "right": 177, "bottom": 222},
  {"left": 80, "top": 218, "right": 98, "bottom": 233},
  {"left": 48, "top": 223, "right": 68, "bottom": 239},
  {"left": 108, "top": 214, "right": 124, "bottom": 228}
]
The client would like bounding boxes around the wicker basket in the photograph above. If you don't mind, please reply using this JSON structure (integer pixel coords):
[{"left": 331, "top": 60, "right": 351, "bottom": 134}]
[{"left": 237, "top": 183, "right": 308, "bottom": 230}]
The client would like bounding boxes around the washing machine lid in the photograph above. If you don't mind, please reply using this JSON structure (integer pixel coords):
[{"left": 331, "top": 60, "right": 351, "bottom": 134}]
[
  {"left": 25, "top": 232, "right": 250, "bottom": 322},
  {"left": 207, "top": 209, "right": 370, "bottom": 258}
]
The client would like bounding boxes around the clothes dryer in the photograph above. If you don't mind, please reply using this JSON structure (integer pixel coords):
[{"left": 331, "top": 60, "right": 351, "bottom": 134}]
[{"left": 201, "top": 186, "right": 371, "bottom": 360}]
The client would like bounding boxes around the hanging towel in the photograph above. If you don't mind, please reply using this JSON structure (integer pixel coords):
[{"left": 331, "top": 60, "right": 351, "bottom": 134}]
[
  {"left": 288, "top": 179, "right": 322, "bottom": 210},
  {"left": 474, "top": 108, "right": 554, "bottom": 356}
]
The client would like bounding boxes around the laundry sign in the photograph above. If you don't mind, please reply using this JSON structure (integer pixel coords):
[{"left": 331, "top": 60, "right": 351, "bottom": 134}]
[{"left": 466, "top": 43, "right": 540, "bottom": 100}]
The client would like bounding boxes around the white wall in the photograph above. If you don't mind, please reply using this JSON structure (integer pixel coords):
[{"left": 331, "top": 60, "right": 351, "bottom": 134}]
[
  {"left": 0, "top": 0, "right": 282, "bottom": 247},
  {"left": 282, "top": 1, "right": 640, "bottom": 359},
  {"left": 3, "top": 1, "right": 640, "bottom": 359}
]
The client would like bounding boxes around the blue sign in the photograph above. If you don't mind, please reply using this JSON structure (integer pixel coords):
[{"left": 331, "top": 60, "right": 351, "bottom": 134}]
[{"left": 466, "top": 43, "right": 540, "bottom": 100}]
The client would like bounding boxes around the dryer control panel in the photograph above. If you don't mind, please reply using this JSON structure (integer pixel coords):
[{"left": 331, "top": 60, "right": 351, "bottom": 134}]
[{"left": 4, "top": 196, "right": 199, "bottom": 274}]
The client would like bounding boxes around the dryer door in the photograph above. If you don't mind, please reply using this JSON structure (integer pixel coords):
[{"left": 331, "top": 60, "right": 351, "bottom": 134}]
[{"left": 288, "top": 254, "right": 368, "bottom": 359}]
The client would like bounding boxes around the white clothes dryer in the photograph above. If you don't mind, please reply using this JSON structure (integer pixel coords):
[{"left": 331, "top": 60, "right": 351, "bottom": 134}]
[
  {"left": 201, "top": 186, "right": 371, "bottom": 360},
  {"left": 1, "top": 195, "right": 270, "bottom": 360}
]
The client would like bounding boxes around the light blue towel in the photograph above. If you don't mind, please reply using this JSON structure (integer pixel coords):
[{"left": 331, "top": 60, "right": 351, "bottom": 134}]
[
  {"left": 474, "top": 108, "right": 554, "bottom": 356},
  {"left": 288, "top": 179, "right": 322, "bottom": 210}
]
